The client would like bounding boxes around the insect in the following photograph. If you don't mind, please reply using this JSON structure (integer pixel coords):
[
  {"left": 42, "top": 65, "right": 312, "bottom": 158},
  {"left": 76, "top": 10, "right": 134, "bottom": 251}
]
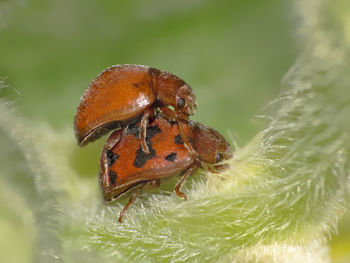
[
  {"left": 100, "top": 114, "right": 233, "bottom": 222},
  {"left": 74, "top": 64, "right": 197, "bottom": 155}
]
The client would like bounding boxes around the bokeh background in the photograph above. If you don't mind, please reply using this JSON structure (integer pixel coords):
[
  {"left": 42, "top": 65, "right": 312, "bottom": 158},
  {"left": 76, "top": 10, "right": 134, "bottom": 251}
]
[
  {"left": 0, "top": 0, "right": 349, "bottom": 262},
  {"left": 0, "top": 0, "right": 296, "bottom": 141}
]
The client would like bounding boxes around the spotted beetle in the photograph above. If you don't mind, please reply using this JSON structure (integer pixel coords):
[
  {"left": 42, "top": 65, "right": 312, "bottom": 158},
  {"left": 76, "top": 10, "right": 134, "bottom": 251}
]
[{"left": 100, "top": 115, "right": 233, "bottom": 222}]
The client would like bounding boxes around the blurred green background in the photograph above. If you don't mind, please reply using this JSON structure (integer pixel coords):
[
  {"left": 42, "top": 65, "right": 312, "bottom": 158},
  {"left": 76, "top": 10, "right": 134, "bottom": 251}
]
[
  {"left": 0, "top": 0, "right": 296, "bottom": 141},
  {"left": 0, "top": 0, "right": 349, "bottom": 262}
]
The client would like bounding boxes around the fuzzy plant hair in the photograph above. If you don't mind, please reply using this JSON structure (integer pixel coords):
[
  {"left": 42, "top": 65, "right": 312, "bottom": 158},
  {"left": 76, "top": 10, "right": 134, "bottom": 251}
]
[{"left": 0, "top": 0, "right": 350, "bottom": 262}]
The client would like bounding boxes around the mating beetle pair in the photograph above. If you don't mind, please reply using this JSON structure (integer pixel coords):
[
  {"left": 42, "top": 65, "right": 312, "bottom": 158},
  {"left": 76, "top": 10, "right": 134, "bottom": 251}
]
[{"left": 74, "top": 64, "right": 232, "bottom": 222}]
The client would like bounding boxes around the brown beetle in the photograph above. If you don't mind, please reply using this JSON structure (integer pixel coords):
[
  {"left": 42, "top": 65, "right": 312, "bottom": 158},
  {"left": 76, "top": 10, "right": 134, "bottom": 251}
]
[
  {"left": 100, "top": 115, "right": 233, "bottom": 222},
  {"left": 74, "top": 64, "right": 197, "bottom": 154}
]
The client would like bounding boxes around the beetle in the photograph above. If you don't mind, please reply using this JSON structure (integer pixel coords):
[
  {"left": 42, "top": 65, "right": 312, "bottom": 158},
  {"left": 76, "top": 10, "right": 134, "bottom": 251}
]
[
  {"left": 99, "top": 114, "right": 233, "bottom": 222},
  {"left": 74, "top": 64, "right": 197, "bottom": 155}
]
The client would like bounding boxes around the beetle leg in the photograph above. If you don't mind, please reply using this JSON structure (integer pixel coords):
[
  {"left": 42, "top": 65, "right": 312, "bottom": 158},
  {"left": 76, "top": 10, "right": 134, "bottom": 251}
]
[
  {"left": 201, "top": 162, "right": 217, "bottom": 173},
  {"left": 118, "top": 179, "right": 161, "bottom": 223},
  {"left": 118, "top": 186, "right": 143, "bottom": 223},
  {"left": 100, "top": 129, "right": 125, "bottom": 194},
  {"left": 201, "top": 162, "right": 229, "bottom": 174},
  {"left": 174, "top": 165, "right": 198, "bottom": 201},
  {"left": 140, "top": 108, "right": 155, "bottom": 154},
  {"left": 159, "top": 106, "right": 198, "bottom": 158},
  {"left": 104, "top": 128, "right": 124, "bottom": 151},
  {"left": 213, "top": 163, "right": 230, "bottom": 172},
  {"left": 176, "top": 117, "right": 197, "bottom": 158}
]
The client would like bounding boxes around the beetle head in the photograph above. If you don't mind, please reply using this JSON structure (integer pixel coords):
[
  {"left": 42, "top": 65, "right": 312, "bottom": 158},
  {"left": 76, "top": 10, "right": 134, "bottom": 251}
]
[
  {"left": 151, "top": 68, "right": 197, "bottom": 119},
  {"left": 175, "top": 84, "right": 197, "bottom": 119},
  {"left": 190, "top": 122, "right": 233, "bottom": 165}
]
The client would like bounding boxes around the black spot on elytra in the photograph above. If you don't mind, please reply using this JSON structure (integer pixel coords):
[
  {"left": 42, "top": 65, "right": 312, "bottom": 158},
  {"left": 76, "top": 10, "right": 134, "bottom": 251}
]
[
  {"left": 174, "top": 134, "right": 183, "bottom": 144},
  {"left": 133, "top": 148, "right": 156, "bottom": 168},
  {"left": 127, "top": 123, "right": 140, "bottom": 138},
  {"left": 109, "top": 171, "right": 117, "bottom": 185},
  {"left": 145, "top": 125, "right": 161, "bottom": 142},
  {"left": 165, "top": 152, "right": 177, "bottom": 162},
  {"left": 133, "top": 125, "right": 161, "bottom": 168},
  {"left": 106, "top": 150, "right": 119, "bottom": 167}
]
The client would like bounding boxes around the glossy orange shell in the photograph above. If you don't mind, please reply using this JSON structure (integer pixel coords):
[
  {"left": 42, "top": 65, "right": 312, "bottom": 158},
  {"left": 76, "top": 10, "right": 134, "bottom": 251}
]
[
  {"left": 100, "top": 116, "right": 194, "bottom": 201},
  {"left": 75, "top": 65, "right": 156, "bottom": 145}
]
